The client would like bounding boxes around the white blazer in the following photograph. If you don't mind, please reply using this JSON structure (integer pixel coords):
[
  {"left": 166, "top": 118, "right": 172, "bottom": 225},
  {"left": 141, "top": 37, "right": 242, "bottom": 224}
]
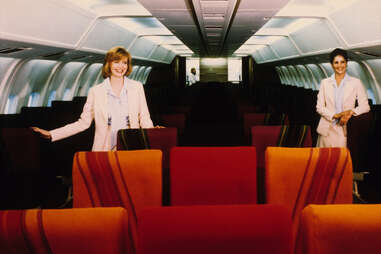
[
  {"left": 316, "top": 75, "right": 370, "bottom": 137},
  {"left": 50, "top": 78, "right": 153, "bottom": 151}
]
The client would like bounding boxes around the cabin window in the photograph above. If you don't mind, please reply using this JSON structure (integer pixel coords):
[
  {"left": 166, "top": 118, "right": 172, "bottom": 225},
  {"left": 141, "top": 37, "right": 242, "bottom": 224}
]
[
  {"left": 279, "top": 66, "right": 292, "bottom": 85},
  {"left": 27, "top": 92, "right": 40, "bottom": 107},
  {"left": 287, "top": 66, "right": 302, "bottom": 87},
  {"left": 347, "top": 61, "right": 376, "bottom": 104},
  {"left": 63, "top": 88, "right": 72, "bottom": 101},
  {"left": 276, "top": 67, "right": 287, "bottom": 85},
  {"left": 296, "top": 65, "right": 316, "bottom": 89},
  {"left": 142, "top": 67, "right": 152, "bottom": 85},
  {"left": 136, "top": 66, "right": 146, "bottom": 82},
  {"left": 47, "top": 91, "right": 56, "bottom": 107},
  {"left": 77, "top": 63, "right": 103, "bottom": 96},
  {"left": 130, "top": 65, "right": 139, "bottom": 80},
  {"left": 306, "top": 64, "right": 326, "bottom": 89},
  {"left": 5, "top": 95, "right": 19, "bottom": 114}
]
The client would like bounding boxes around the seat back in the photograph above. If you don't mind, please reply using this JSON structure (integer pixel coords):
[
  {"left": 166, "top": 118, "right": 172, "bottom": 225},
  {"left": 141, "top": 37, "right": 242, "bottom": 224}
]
[
  {"left": 347, "top": 111, "right": 373, "bottom": 172},
  {"left": 265, "top": 147, "right": 353, "bottom": 250},
  {"left": 252, "top": 125, "right": 312, "bottom": 169},
  {"left": 72, "top": 150, "right": 162, "bottom": 250},
  {"left": 243, "top": 113, "right": 289, "bottom": 144},
  {"left": 0, "top": 207, "right": 129, "bottom": 254},
  {"left": 300, "top": 204, "right": 381, "bottom": 254},
  {"left": 138, "top": 204, "right": 292, "bottom": 254},
  {"left": 117, "top": 128, "right": 177, "bottom": 205},
  {"left": 73, "top": 150, "right": 162, "bottom": 210},
  {"left": 117, "top": 128, "right": 177, "bottom": 170},
  {"left": 170, "top": 147, "right": 257, "bottom": 205},
  {"left": 252, "top": 125, "right": 312, "bottom": 203},
  {"left": 160, "top": 114, "right": 186, "bottom": 135},
  {"left": 0, "top": 128, "right": 41, "bottom": 174}
]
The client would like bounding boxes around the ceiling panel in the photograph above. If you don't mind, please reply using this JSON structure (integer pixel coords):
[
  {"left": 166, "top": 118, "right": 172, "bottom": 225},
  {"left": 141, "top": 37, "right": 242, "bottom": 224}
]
[
  {"left": 238, "top": 0, "right": 290, "bottom": 9},
  {"left": 137, "top": 0, "right": 290, "bottom": 57},
  {"left": 150, "top": 10, "right": 194, "bottom": 26}
]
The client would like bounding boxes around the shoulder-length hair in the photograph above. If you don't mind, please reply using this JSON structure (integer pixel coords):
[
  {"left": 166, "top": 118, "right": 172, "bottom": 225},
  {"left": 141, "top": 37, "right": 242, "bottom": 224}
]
[{"left": 102, "top": 46, "right": 133, "bottom": 78}]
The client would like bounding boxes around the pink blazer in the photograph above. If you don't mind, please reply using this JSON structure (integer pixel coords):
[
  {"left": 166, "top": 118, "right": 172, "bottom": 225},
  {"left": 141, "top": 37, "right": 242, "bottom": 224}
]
[
  {"left": 316, "top": 75, "right": 370, "bottom": 137},
  {"left": 50, "top": 78, "right": 153, "bottom": 151}
]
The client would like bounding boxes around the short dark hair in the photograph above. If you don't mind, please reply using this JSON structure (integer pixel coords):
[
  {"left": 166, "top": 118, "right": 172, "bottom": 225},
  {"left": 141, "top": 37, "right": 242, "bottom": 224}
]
[
  {"left": 102, "top": 46, "right": 133, "bottom": 78},
  {"left": 329, "top": 48, "right": 348, "bottom": 63}
]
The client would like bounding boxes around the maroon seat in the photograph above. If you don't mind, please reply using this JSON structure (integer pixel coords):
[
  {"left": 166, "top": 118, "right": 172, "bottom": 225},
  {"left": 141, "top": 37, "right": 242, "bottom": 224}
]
[
  {"left": 170, "top": 147, "right": 257, "bottom": 205},
  {"left": 251, "top": 125, "right": 312, "bottom": 170},
  {"left": 138, "top": 204, "right": 292, "bottom": 254},
  {"left": 160, "top": 113, "right": 186, "bottom": 135},
  {"left": 251, "top": 125, "right": 312, "bottom": 203},
  {"left": 243, "top": 113, "right": 289, "bottom": 144}
]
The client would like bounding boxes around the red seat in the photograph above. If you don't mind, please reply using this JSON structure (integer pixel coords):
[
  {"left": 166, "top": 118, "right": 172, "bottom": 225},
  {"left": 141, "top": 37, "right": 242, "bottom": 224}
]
[
  {"left": 170, "top": 147, "right": 257, "bottom": 205},
  {"left": 137, "top": 204, "right": 292, "bottom": 254},
  {"left": 117, "top": 128, "right": 177, "bottom": 170},
  {"left": 243, "top": 113, "right": 289, "bottom": 144}
]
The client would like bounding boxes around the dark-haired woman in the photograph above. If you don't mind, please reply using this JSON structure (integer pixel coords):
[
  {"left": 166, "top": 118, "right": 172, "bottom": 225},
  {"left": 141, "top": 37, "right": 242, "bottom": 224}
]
[
  {"left": 32, "top": 46, "right": 156, "bottom": 151},
  {"left": 316, "top": 48, "right": 370, "bottom": 147}
]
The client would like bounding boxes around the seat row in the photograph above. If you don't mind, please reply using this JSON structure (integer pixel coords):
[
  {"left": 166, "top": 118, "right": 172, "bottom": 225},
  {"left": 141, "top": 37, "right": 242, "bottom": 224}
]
[{"left": 2, "top": 147, "right": 381, "bottom": 254}]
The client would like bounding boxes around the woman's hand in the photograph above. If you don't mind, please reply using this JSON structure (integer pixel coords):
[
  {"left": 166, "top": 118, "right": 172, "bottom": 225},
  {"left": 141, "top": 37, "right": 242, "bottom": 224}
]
[
  {"left": 30, "top": 127, "right": 52, "bottom": 139},
  {"left": 333, "top": 112, "right": 343, "bottom": 120},
  {"left": 338, "top": 110, "right": 354, "bottom": 125}
]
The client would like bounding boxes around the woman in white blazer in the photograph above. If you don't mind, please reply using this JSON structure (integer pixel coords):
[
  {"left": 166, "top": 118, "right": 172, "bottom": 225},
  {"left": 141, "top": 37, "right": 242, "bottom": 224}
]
[
  {"left": 316, "top": 48, "right": 370, "bottom": 147},
  {"left": 32, "top": 46, "right": 155, "bottom": 151}
]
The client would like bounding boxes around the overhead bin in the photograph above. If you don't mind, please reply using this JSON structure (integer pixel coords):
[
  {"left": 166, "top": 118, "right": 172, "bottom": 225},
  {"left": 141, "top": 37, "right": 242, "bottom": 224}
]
[{"left": 0, "top": 0, "right": 178, "bottom": 64}]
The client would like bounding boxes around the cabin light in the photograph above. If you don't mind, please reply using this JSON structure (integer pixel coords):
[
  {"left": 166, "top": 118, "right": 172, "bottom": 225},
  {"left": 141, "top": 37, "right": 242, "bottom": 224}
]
[
  {"left": 145, "top": 36, "right": 182, "bottom": 44},
  {"left": 234, "top": 44, "right": 266, "bottom": 54},
  {"left": 244, "top": 35, "right": 283, "bottom": 45},
  {"left": 201, "top": 58, "right": 227, "bottom": 65},
  {"left": 203, "top": 16, "right": 224, "bottom": 21},
  {"left": 207, "top": 33, "right": 221, "bottom": 37},
  {"left": 111, "top": 17, "right": 173, "bottom": 36}
]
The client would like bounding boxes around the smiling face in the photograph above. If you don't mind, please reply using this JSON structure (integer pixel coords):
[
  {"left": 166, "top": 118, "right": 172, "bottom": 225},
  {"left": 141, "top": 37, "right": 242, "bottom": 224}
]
[
  {"left": 331, "top": 55, "right": 347, "bottom": 76},
  {"left": 110, "top": 57, "right": 128, "bottom": 78}
]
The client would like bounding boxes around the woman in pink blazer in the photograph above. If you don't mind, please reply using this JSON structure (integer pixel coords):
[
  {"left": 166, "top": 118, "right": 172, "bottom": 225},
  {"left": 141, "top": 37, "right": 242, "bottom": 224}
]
[
  {"left": 316, "top": 48, "right": 370, "bottom": 147},
  {"left": 32, "top": 46, "right": 155, "bottom": 151}
]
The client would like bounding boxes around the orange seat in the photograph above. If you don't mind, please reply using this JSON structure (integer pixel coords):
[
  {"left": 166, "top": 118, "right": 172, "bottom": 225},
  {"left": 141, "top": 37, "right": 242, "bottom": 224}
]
[
  {"left": 252, "top": 125, "right": 312, "bottom": 203},
  {"left": 300, "top": 204, "right": 381, "bottom": 254},
  {"left": 116, "top": 128, "right": 177, "bottom": 206},
  {"left": 72, "top": 150, "right": 162, "bottom": 253},
  {"left": 0, "top": 207, "right": 128, "bottom": 254},
  {"left": 265, "top": 147, "right": 353, "bottom": 252}
]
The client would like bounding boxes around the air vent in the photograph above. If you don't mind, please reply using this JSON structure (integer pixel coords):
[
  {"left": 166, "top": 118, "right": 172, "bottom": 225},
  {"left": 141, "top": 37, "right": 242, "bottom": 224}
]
[
  {"left": 43, "top": 51, "right": 66, "bottom": 59},
  {"left": 71, "top": 55, "right": 88, "bottom": 60},
  {"left": 355, "top": 51, "right": 381, "bottom": 58},
  {"left": 0, "top": 47, "right": 31, "bottom": 54}
]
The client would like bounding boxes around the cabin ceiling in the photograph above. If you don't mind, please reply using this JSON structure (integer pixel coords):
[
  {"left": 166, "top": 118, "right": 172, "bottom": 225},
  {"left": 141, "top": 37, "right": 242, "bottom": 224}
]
[
  {"left": 3, "top": 0, "right": 381, "bottom": 63},
  {"left": 138, "top": 0, "right": 290, "bottom": 57}
]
